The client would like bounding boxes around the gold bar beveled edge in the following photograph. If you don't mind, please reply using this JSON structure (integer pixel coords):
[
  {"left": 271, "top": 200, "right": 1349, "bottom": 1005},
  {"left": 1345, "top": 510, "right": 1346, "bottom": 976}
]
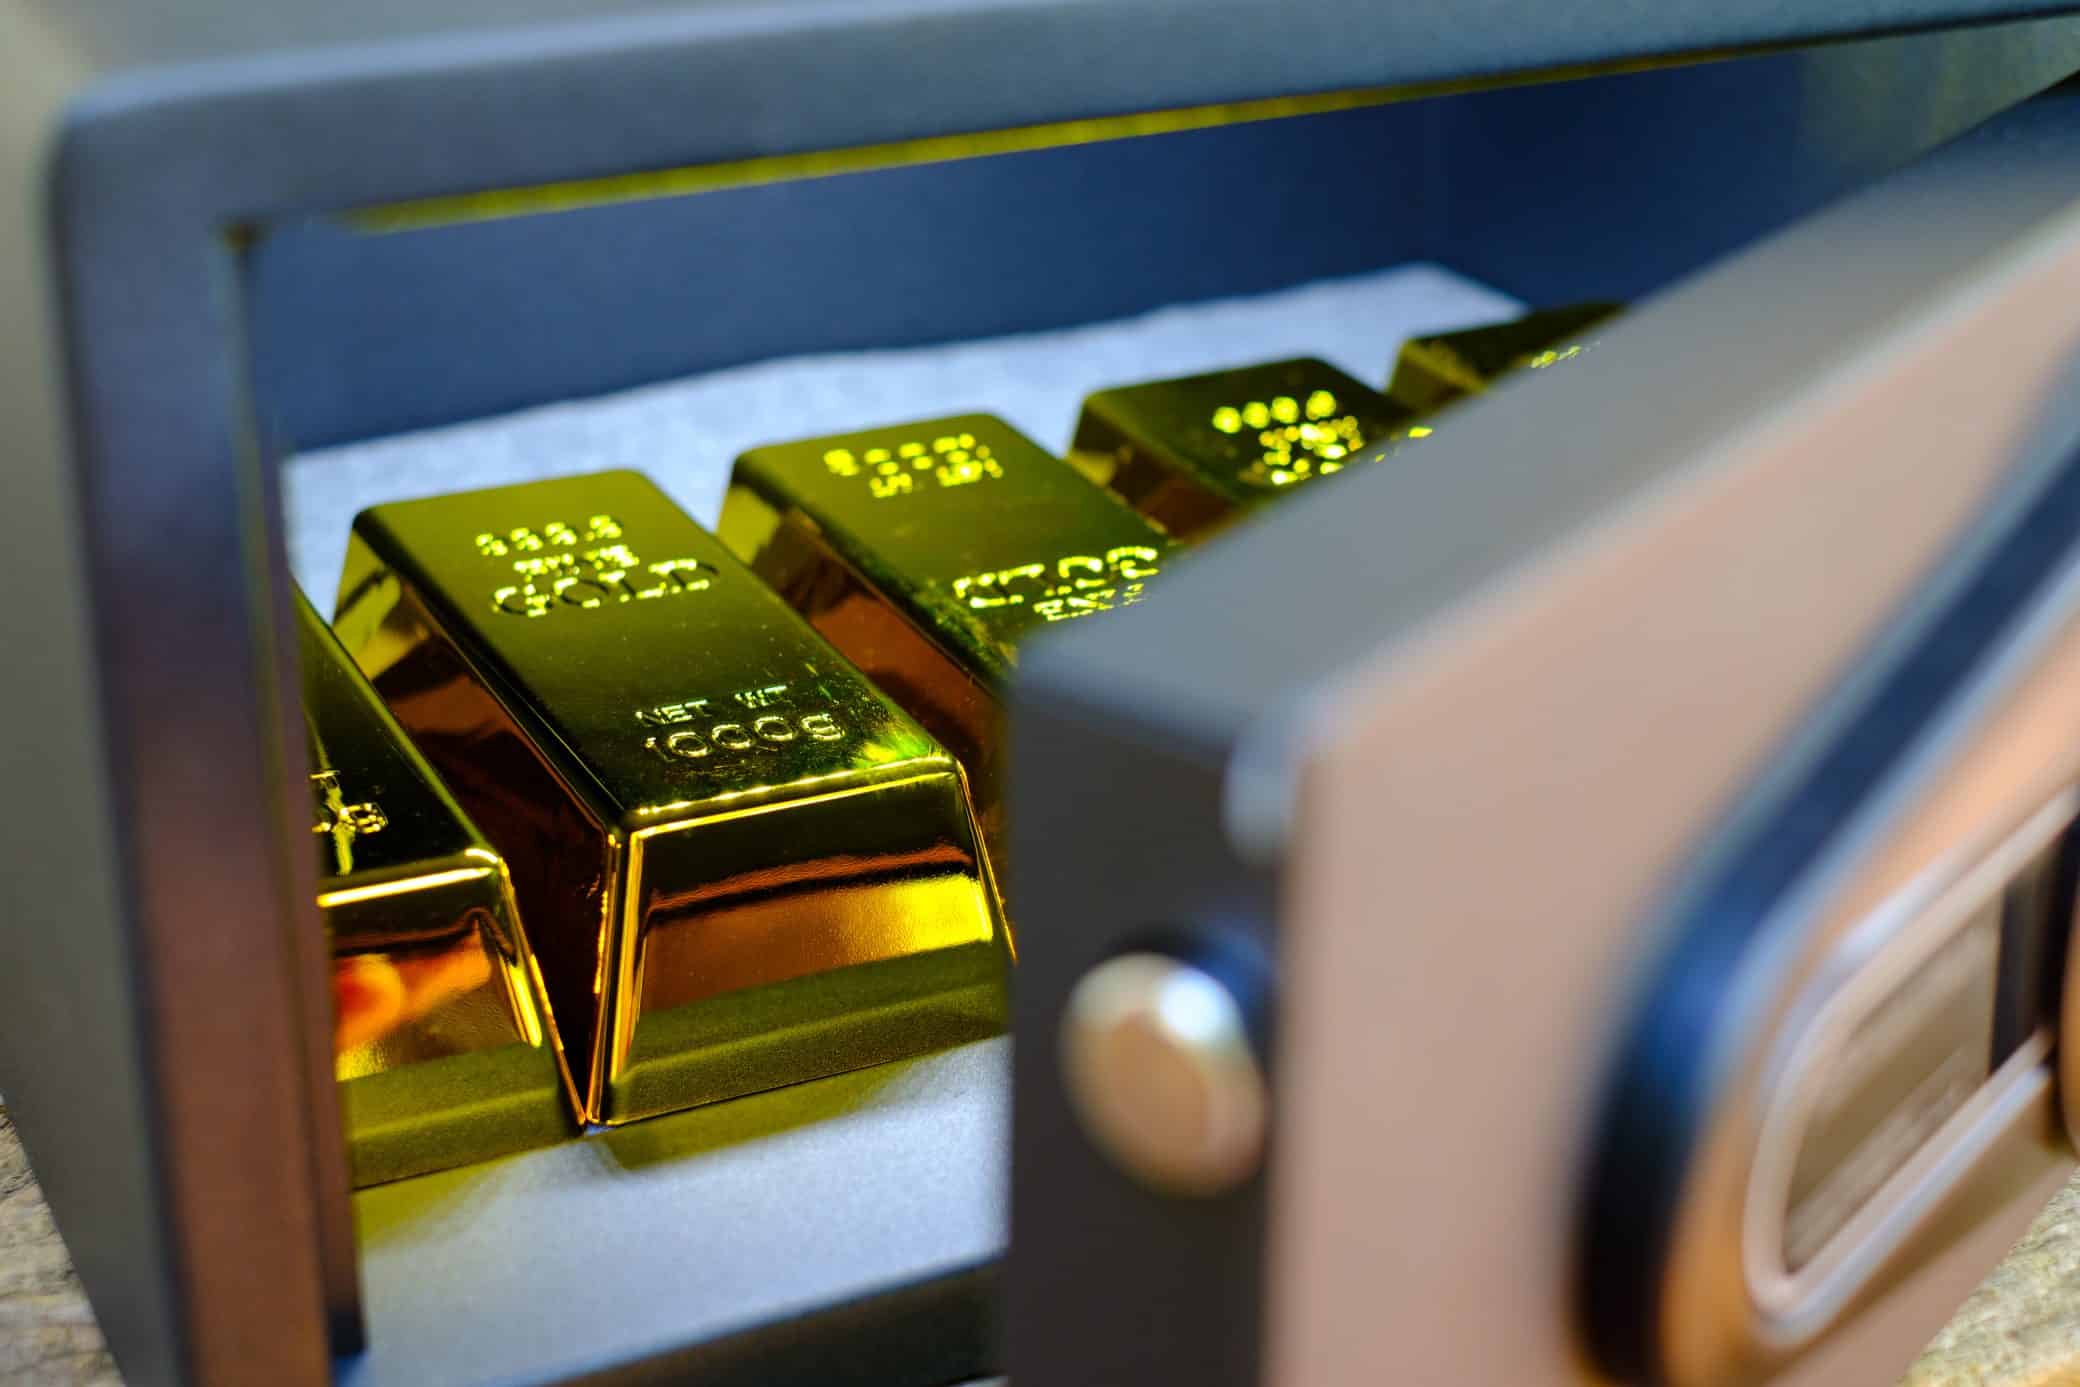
[
  {"left": 603, "top": 761, "right": 1006, "bottom": 1096},
  {"left": 334, "top": 521, "right": 628, "bottom": 1124},
  {"left": 304, "top": 582, "right": 578, "bottom": 1118},
  {"left": 620, "top": 757, "right": 960, "bottom": 827},
  {"left": 343, "top": 51, "right": 1742, "bottom": 236},
  {"left": 315, "top": 861, "right": 498, "bottom": 912}
]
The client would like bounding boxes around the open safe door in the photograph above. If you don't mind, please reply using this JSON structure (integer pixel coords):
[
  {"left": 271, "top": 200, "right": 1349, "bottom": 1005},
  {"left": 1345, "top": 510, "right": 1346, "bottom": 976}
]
[{"left": 1009, "top": 80, "right": 2080, "bottom": 1387}]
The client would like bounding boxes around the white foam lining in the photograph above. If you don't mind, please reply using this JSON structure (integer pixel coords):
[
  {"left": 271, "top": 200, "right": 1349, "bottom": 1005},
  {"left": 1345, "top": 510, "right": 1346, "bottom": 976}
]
[{"left": 285, "top": 261, "right": 1520, "bottom": 597}]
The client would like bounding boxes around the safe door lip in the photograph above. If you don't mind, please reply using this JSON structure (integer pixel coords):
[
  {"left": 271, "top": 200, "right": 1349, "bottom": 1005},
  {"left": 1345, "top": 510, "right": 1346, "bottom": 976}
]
[{"left": 12, "top": 5, "right": 2080, "bottom": 1387}]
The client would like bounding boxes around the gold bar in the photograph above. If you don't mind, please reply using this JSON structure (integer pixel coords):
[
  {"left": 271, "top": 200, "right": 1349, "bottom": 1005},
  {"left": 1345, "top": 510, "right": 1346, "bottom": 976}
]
[
  {"left": 333, "top": 471, "right": 1006, "bottom": 1126},
  {"left": 297, "top": 589, "right": 574, "bottom": 1184},
  {"left": 1068, "top": 358, "right": 1419, "bottom": 539},
  {"left": 1385, "top": 301, "right": 1621, "bottom": 415},
  {"left": 720, "top": 415, "right": 1175, "bottom": 857}
]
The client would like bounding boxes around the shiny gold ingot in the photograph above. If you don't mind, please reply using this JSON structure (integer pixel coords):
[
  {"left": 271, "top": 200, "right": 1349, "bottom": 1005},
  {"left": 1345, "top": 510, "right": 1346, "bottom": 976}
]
[
  {"left": 721, "top": 415, "right": 1175, "bottom": 854},
  {"left": 298, "top": 589, "right": 573, "bottom": 1185},
  {"left": 1385, "top": 301, "right": 1621, "bottom": 416},
  {"left": 1068, "top": 358, "right": 1420, "bottom": 539},
  {"left": 334, "top": 471, "right": 1006, "bottom": 1125}
]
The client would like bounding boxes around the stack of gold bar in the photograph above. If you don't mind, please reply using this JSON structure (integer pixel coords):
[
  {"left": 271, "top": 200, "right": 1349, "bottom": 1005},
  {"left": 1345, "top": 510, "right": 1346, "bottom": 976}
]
[
  {"left": 721, "top": 415, "right": 1176, "bottom": 866},
  {"left": 299, "top": 304, "right": 1615, "bottom": 1175},
  {"left": 298, "top": 591, "right": 574, "bottom": 1185},
  {"left": 1385, "top": 301, "right": 1621, "bottom": 416},
  {"left": 328, "top": 471, "right": 1007, "bottom": 1128}
]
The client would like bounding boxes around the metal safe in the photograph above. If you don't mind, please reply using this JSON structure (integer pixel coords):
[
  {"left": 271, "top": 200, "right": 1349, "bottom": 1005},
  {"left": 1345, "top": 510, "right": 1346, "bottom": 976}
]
[{"left": 10, "top": 2, "right": 2080, "bottom": 1384}]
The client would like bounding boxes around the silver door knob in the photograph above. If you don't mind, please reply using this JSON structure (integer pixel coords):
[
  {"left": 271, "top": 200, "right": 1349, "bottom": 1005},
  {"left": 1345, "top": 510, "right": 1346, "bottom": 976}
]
[{"left": 1060, "top": 951, "right": 1268, "bottom": 1196}]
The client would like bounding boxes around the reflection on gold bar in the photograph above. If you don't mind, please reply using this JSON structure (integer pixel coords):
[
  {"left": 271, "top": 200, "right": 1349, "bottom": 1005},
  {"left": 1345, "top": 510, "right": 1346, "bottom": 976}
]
[
  {"left": 1385, "top": 302, "right": 1621, "bottom": 416},
  {"left": 1068, "top": 358, "right": 1419, "bottom": 539},
  {"left": 297, "top": 590, "right": 573, "bottom": 1185},
  {"left": 720, "top": 415, "right": 1175, "bottom": 856},
  {"left": 333, "top": 471, "right": 1006, "bottom": 1126}
]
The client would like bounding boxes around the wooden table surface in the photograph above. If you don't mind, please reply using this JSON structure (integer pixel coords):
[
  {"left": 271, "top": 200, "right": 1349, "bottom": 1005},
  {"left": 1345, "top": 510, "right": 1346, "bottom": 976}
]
[
  {"left": 0, "top": 1110, "right": 117, "bottom": 1385},
  {"left": 3, "top": 1104, "right": 2077, "bottom": 1386}
]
